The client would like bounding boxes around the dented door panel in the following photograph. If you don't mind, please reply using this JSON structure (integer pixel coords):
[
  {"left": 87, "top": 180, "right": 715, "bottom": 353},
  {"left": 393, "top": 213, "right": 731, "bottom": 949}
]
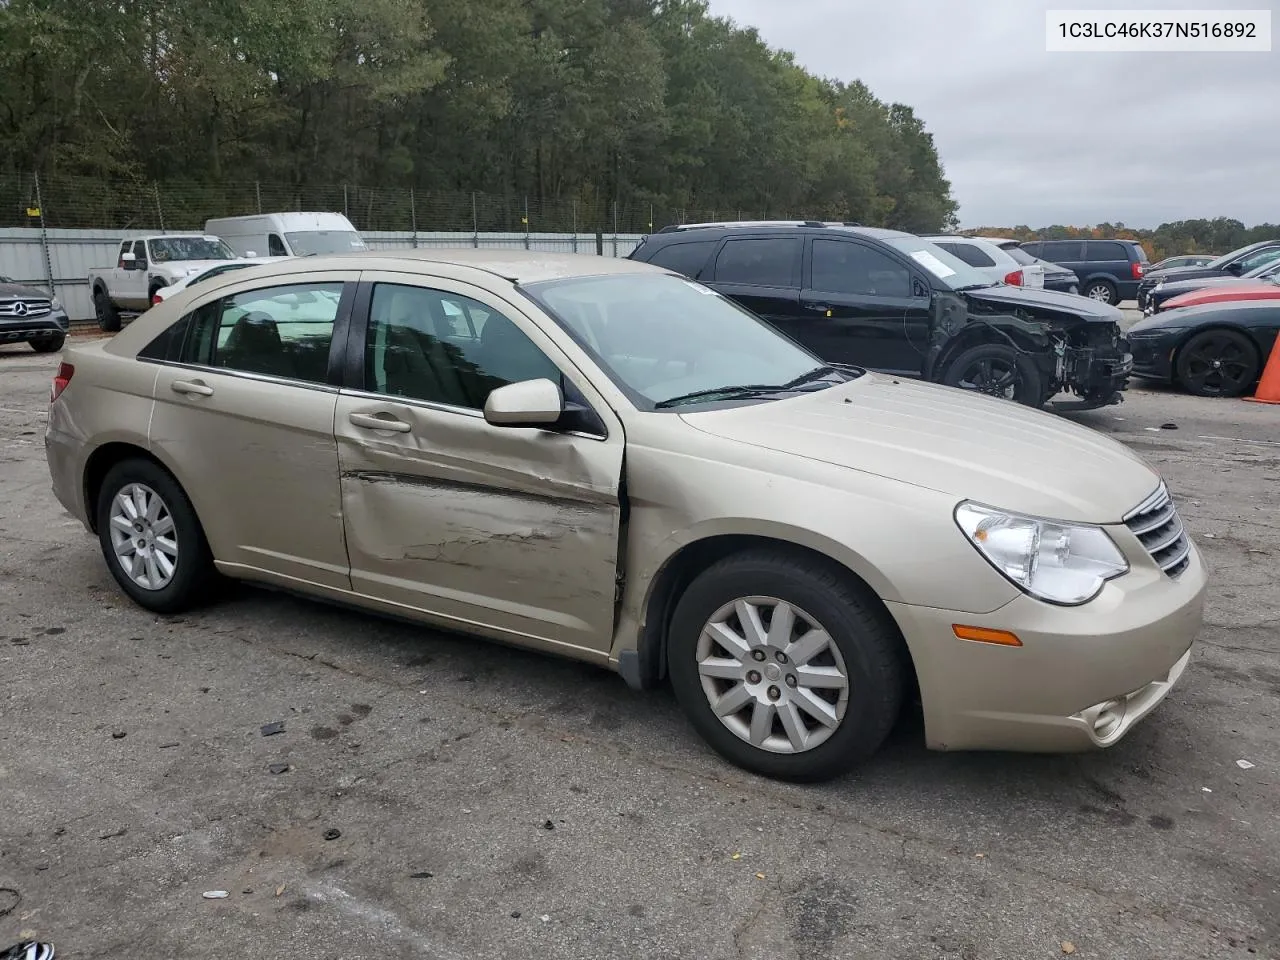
[{"left": 335, "top": 395, "right": 624, "bottom": 654}]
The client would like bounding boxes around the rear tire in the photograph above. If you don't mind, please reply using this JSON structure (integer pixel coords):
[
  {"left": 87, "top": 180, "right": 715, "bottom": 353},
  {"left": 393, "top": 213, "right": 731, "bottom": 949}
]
[
  {"left": 94, "top": 289, "right": 122, "bottom": 332},
  {"left": 666, "top": 549, "right": 905, "bottom": 782},
  {"left": 942, "top": 343, "right": 1046, "bottom": 407},
  {"left": 96, "top": 458, "right": 217, "bottom": 614},
  {"left": 28, "top": 334, "right": 65, "bottom": 353},
  {"left": 1084, "top": 280, "right": 1118, "bottom": 305}
]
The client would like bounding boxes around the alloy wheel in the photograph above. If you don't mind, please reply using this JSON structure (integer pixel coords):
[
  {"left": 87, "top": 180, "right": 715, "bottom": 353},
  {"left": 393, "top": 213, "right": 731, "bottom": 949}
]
[
  {"left": 695, "top": 596, "right": 850, "bottom": 754},
  {"left": 1182, "top": 334, "right": 1255, "bottom": 396},
  {"left": 108, "top": 482, "right": 180, "bottom": 590},
  {"left": 955, "top": 357, "right": 1020, "bottom": 399}
]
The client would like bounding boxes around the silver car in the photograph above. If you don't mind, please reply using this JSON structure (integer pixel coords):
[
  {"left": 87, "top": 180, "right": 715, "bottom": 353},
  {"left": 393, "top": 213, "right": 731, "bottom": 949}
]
[{"left": 925, "top": 236, "right": 1046, "bottom": 289}]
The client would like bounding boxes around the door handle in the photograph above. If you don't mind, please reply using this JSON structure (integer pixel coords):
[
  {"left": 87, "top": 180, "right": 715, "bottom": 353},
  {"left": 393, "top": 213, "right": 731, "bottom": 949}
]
[
  {"left": 171, "top": 379, "right": 214, "bottom": 397},
  {"left": 349, "top": 412, "right": 412, "bottom": 433},
  {"left": 804, "top": 302, "right": 833, "bottom": 313}
]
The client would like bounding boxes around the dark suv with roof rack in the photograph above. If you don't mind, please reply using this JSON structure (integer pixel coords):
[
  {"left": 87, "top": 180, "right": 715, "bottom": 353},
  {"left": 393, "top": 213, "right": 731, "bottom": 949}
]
[{"left": 627, "top": 221, "right": 1131, "bottom": 409}]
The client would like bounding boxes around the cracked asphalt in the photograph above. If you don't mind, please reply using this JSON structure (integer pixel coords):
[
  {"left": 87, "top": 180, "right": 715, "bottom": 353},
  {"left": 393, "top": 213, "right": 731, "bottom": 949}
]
[{"left": 1, "top": 329, "right": 1278, "bottom": 960}]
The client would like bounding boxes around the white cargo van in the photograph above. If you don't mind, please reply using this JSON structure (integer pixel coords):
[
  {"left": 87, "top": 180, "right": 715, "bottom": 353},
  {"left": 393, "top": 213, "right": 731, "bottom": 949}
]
[{"left": 204, "top": 212, "right": 368, "bottom": 258}]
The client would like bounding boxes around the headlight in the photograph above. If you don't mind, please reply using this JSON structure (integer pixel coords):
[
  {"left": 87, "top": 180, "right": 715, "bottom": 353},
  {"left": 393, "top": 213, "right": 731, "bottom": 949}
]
[
  {"left": 954, "top": 502, "right": 1128, "bottom": 605},
  {"left": 51, "top": 297, "right": 62, "bottom": 310}
]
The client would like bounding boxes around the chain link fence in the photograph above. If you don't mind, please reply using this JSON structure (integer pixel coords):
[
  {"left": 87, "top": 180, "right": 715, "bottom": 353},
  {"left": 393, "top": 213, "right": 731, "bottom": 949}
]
[{"left": 1, "top": 172, "right": 800, "bottom": 234}]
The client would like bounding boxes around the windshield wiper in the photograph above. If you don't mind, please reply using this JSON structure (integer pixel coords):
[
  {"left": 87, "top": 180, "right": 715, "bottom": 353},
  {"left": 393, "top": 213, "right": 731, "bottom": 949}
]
[
  {"left": 654, "top": 385, "right": 789, "bottom": 408},
  {"left": 655, "top": 367, "right": 847, "bottom": 409}
]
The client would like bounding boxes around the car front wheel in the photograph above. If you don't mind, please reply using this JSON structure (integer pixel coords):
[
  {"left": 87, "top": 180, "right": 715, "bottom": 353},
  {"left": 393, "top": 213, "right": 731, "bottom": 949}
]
[
  {"left": 666, "top": 549, "right": 905, "bottom": 782},
  {"left": 941, "top": 343, "right": 1046, "bottom": 406},
  {"left": 1174, "top": 329, "right": 1260, "bottom": 398},
  {"left": 96, "top": 458, "right": 217, "bottom": 613}
]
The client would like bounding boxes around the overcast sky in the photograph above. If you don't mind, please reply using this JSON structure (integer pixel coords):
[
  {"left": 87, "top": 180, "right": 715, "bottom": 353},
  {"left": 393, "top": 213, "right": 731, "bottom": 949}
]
[{"left": 706, "top": 0, "right": 1279, "bottom": 229}]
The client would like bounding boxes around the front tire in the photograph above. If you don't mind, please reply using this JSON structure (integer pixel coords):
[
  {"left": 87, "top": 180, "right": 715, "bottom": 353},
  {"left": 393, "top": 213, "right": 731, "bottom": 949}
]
[
  {"left": 666, "top": 549, "right": 905, "bottom": 782},
  {"left": 96, "top": 458, "right": 217, "bottom": 614},
  {"left": 1174, "top": 329, "right": 1260, "bottom": 398},
  {"left": 942, "top": 343, "right": 1046, "bottom": 407},
  {"left": 94, "top": 289, "right": 122, "bottom": 332},
  {"left": 28, "top": 334, "right": 65, "bottom": 353}
]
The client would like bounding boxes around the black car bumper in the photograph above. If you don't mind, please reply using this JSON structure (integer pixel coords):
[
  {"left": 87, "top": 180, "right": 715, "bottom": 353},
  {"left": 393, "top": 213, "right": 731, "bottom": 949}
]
[
  {"left": 1127, "top": 333, "right": 1180, "bottom": 382},
  {"left": 0, "top": 311, "right": 70, "bottom": 344},
  {"left": 1136, "top": 282, "right": 1160, "bottom": 311},
  {"left": 1057, "top": 335, "right": 1133, "bottom": 403}
]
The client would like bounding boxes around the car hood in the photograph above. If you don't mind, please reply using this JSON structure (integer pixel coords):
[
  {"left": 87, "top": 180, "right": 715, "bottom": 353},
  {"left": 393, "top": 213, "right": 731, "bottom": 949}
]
[
  {"left": 0, "top": 282, "right": 50, "bottom": 299},
  {"left": 963, "top": 283, "right": 1122, "bottom": 323},
  {"left": 1146, "top": 265, "right": 1223, "bottom": 284},
  {"left": 679, "top": 374, "right": 1159, "bottom": 524},
  {"left": 1131, "top": 298, "right": 1280, "bottom": 332}
]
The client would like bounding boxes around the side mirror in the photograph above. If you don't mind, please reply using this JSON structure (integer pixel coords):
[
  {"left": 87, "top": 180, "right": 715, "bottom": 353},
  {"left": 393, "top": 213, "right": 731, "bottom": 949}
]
[
  {"left": 484, "top": 378, "right": 564, "bottom": 428},
  {"left": 1226, "top": 261, "right": 1243, "bottom": 275},
  {"left": 121, "top": 252, "right": 137, "bottom": 269},
  {"left": 244, "top": 250, "right": 257, "bottom": 258}
]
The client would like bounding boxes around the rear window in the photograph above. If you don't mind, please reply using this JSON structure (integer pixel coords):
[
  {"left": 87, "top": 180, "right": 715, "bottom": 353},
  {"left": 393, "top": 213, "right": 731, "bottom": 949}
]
[
  {"left": 646, "top": 239, "right": 718, "bottom": 279},
  {"left": 934, "top": 241, "right": 995, "bottom": 268},
  {"left": 712, "top": 237, "right": 801, "bottom": 288},
  {"left": 1086, "top": 241, "right": 1129, "bottom": 262},
  {"left": 1002, "top": 246, "right": 1038, "bottom": 266}
]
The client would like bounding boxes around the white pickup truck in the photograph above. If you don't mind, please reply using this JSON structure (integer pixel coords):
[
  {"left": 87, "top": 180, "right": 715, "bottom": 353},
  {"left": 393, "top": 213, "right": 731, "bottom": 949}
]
[{"left": 87, "top": 234, "right": 241, "bottom": 331}]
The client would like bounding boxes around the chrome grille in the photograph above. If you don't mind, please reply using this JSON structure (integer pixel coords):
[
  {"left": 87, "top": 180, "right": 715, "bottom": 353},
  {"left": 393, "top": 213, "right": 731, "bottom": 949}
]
[
  {"left": 0, "top": 298, "right": 53, "bottom": 318},
  {"left": 1124, "top": 484, "right": 1191, "bottom": 578}
]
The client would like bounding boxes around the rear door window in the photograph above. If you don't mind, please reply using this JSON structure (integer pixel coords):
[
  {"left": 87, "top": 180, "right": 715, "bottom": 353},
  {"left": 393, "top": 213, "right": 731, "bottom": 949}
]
[
  {"left": 1086, "top": 241, "right": 1128, "bottom": 262},
  {"left": 647, "top": 239, "right": 718, "bottom": 279},
  {"left": 711, "top": 238, "right": 801, "bottom": 287}
]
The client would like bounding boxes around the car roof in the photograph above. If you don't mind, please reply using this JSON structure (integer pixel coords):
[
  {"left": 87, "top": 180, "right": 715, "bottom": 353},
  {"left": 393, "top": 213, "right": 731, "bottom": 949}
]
[
  {"left": 649, "top": 222, "right": 914, "bottom": 242},
  {"left": 179, "top": 248, "right": 667, "bottom": 285}
]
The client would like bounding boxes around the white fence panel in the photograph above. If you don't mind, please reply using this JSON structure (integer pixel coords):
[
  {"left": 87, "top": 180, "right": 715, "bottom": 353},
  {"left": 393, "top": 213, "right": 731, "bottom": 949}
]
[{"left": 0, "top": 228, "right": 648, "bottom": 320}]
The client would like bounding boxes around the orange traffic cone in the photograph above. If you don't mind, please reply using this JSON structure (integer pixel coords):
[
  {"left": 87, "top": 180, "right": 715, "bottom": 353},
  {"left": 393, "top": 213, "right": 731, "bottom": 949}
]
[{"left": 1244, "top": 336, "right": 1280, "bottom": 405}]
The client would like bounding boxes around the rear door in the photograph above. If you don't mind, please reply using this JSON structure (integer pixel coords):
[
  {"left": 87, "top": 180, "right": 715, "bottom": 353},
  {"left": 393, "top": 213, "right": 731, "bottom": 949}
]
[
  {"left": 147, "top": 273, "right": 359, "bottom": 589},
  {"left": 799, "top": 236, "right": 932, "bottom": 375},
  {"left": 119, "top": 240, "right": 150, "bottom": 309},
  {"left": 703, "top": 236, "right": 804, "bottom": 331},
  {"left": 332, "top": 271, "right": 625, "bottom": 656}
]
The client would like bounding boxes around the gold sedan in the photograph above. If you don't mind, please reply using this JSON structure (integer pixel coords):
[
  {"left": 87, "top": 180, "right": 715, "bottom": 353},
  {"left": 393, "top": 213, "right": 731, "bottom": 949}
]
[{"left": 45, "top": 250, "right": 1207, "bottom": 781}]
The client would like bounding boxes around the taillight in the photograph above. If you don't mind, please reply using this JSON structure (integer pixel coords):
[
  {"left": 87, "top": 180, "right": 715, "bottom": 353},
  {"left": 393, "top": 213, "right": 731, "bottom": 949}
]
[
  {"left": 1004, "top": 270, "right": 1024, "bottom": 286},
  {"left": 152, "top": 292, "right": 163, "bottom": 305},
  {"left": 51, "top": 361, "right": 74, "bottom": 402},
  {"left": 1132, "top": 262, "right": 1144, "bottom": 279}
]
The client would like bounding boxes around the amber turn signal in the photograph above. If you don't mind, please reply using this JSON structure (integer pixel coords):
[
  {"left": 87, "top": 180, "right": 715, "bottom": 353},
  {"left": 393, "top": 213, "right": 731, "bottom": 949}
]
[{"left": 952, "top": 625, "right": 1023, "bottom": 647}]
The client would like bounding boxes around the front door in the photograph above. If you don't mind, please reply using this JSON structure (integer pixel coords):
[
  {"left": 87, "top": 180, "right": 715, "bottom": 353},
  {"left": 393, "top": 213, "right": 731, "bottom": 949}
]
[
  {"left": 800, "top": 237, "right": 933, "bottom": 375},
  {"left": 147, "top": 274, "right": 359, "bottom": 589},
  {"left": 334, "top": 272, "right": 625, "bottom": 656}
]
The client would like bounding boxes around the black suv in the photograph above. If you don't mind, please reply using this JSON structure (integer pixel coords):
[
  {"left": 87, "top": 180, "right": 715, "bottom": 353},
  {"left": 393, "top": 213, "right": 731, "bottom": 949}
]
[
  {"left": 627, "top": 222, "right": 1131, "bottom": 408},
  {"left": 1018, "top": 239, "right": 1149, "bottom": 305},
  {"left": 1136, "top": 239, "right": 1280, "bottom": 312}
]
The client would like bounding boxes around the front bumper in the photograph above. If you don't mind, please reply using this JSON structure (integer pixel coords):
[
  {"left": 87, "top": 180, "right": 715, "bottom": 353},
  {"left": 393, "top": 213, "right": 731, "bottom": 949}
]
[
  {"left": 887, "top": 534, "right": 1207, "bottom": 753},
  {"left": 1127, "top": 332, "right": 1181, "bottom": 381},
  {"left": 0, "top": 310, "right": 70, "bottom": 343},
  {"left": 1061, "top": 339, "right": 1133, "bottom": 400}
]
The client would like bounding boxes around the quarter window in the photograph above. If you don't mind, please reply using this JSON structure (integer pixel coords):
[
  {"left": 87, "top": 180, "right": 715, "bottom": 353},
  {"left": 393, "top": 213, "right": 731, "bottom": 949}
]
[
  {"left": 364, "top": 283, "right": 561, "bottom": 410},
  {"left": 811, "top": 239, "right": 912, "bottom": 297},
  {"left": 183, "top": 282, "right": 343, "bottom": 384},
  {"left": 1086, "top": 241, "right": 1128, "bottom": 262}
]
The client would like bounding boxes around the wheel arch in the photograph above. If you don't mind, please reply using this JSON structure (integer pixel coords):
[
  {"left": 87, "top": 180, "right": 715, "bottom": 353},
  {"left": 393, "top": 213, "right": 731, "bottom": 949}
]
[
  {"left": 83, "top": 441, "right": 188, "bottom": 535},
  {"left": 928, "top": 323, "right": 1048, "bottom": 383},
  {"left": 622, "top": 533, "right": 920, "bottom": 704},
  {"left": 1170, "top": 322, "right": 1263, "bottom": 384}
]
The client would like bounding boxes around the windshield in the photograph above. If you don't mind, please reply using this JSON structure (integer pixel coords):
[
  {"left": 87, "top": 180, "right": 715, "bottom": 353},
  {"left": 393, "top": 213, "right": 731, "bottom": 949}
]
[
  {"left": 191, "top": 263, "right": 252, "bottom": 286},
  {"left": 522, "top": 273, "right": 853, "bottom": 409},
  {"left": 1245, "top": 260, "right": 1280, "bottom": 279},
  {"left": 284, "top": 230, "right": 368, "bottom": 256},
  {"left": 880, "top": 236, "right": 993, "bottom": 289},
  {"left": 149, "top": 236, "right": 236, "bottom": 262}
]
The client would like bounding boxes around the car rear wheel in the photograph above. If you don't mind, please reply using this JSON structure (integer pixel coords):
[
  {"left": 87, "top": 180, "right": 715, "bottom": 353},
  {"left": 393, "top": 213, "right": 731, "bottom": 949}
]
[
  {"left": 96, "top": 458, "right": 217, "bottom": 613},
  {"left": 1084, "top": 280, "right": 1118, "bottom": 305},
  {"left": 941, "top": 343, "right": 1046, "bottom": 406},
  {"left": 666, "top": 549, "right": 905, "bottom": 782},
  {"left": 28, "top": 334, "right": 65, "bottom": 353},
  {"left": 1174, "top": 329, "right": 1260, "bottom": 398},
  {"left": 94, "top": 289, "right": 122, "bottom": 332}
]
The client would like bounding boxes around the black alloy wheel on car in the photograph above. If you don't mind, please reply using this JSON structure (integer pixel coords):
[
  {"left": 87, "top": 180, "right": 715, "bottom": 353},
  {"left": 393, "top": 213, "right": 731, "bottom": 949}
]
[
  {"left": 1174, "top": 329, "right": 1260, "bottom": 398},
  {"left": 941, "top": 344, "right": 1045, "bottom": 406}
]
